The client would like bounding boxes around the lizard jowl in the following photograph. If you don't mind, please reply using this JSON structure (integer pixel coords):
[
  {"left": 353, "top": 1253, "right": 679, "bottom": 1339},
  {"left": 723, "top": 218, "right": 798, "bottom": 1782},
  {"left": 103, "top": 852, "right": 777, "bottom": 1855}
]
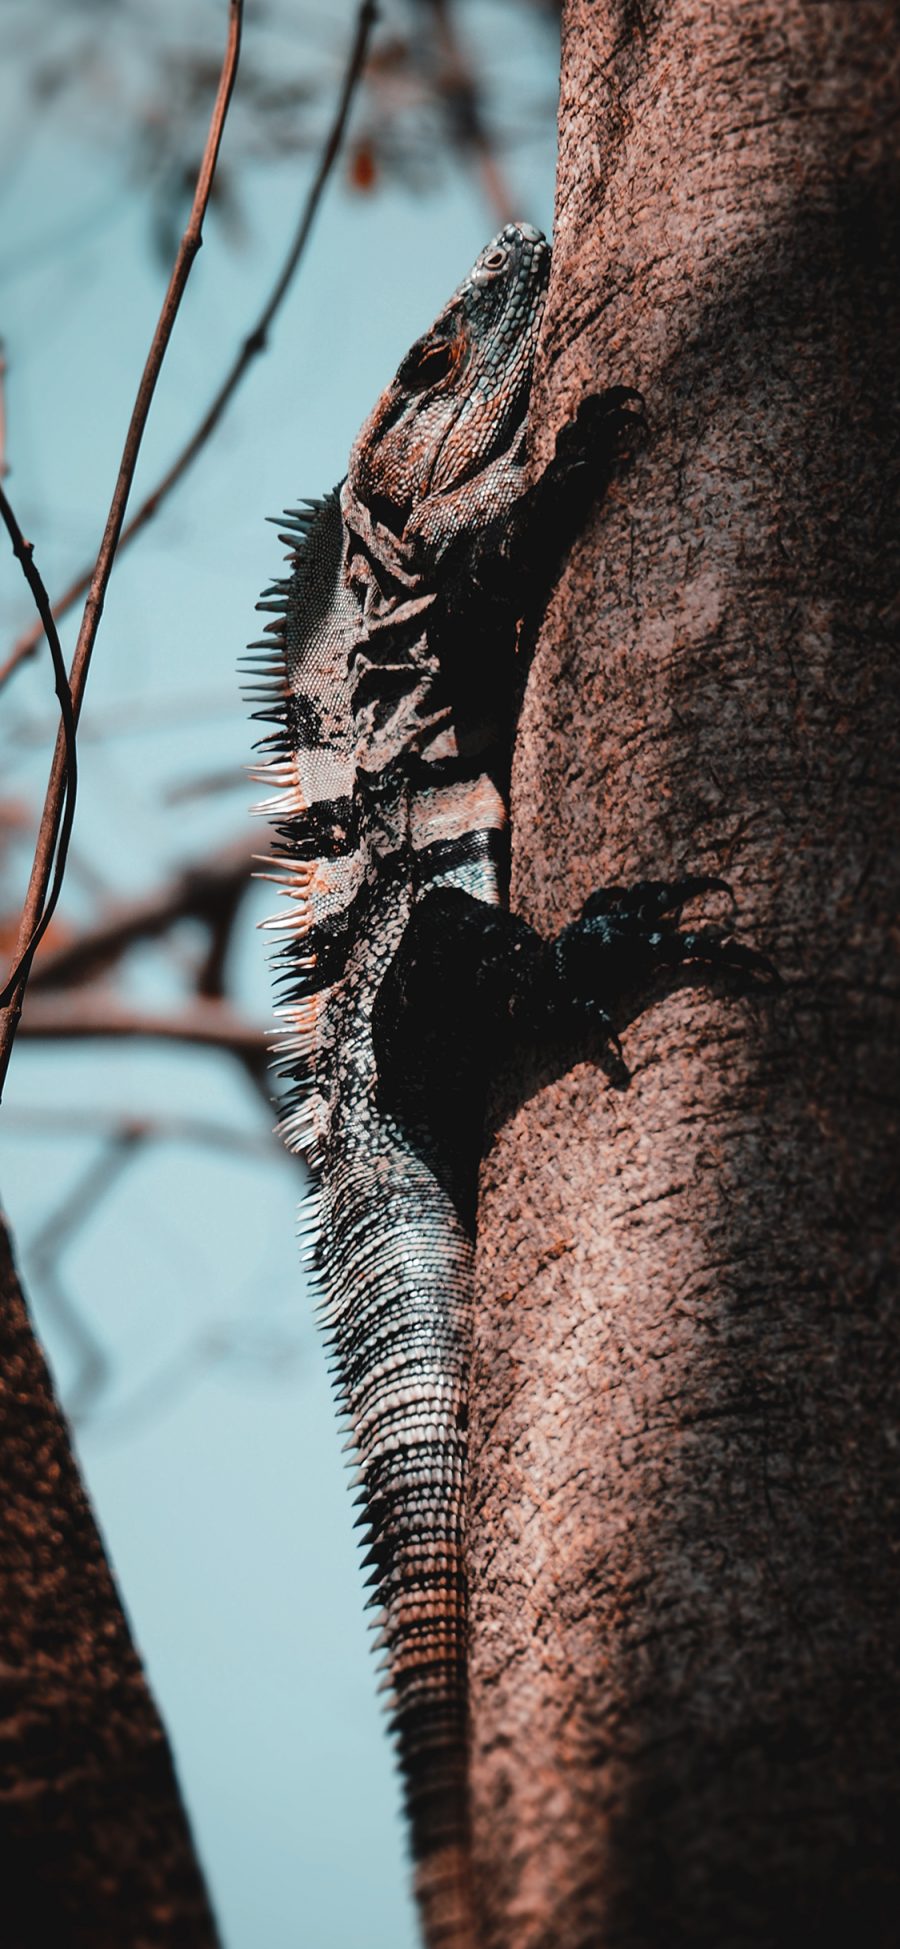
[{"left": 246, "top": 223, "right": 768, "bottom": 1948}]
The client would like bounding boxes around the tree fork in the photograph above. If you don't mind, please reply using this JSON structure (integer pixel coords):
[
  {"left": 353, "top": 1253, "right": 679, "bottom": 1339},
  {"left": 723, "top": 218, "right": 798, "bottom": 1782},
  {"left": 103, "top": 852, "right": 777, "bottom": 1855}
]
[{"left": 468, "top": 4, "right": 900, "bottom": 1945}]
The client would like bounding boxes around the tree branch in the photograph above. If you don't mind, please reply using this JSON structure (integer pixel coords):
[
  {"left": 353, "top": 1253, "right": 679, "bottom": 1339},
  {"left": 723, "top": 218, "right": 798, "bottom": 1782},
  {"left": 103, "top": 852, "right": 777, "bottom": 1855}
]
[
  {"left": 19, "top": 992, "right": 267, "bottom": 1058},
  {"left": 29, "top": 838, "right": 253, "bottom": 992},
  {"left": 9, "top": 1104, "right": 284, "bottom": 1156},
  {"left": 427, "top": 0, "right": 516, "bottom": 224},
  {"left": 0, "top": 0, "right": 244, "bottom": 1099},
  {"left": 0, "top": 0, "right": 376, "bottom": 690},
  {"left": 28, "top": 1131, "right": 143, "bottom": 1423},
  {"left": 0, "top": 483, "right": 78, "bottom": 1011},
  {"left": 0, "top": 338, "right": 8, "bottom": 481}
]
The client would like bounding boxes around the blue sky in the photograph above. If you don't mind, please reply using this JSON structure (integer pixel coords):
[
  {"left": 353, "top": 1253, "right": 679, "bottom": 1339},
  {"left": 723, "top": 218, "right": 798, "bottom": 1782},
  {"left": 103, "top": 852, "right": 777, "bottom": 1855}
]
[{"left": 0, "top": 4, "right": 558, "bottom": 1942}]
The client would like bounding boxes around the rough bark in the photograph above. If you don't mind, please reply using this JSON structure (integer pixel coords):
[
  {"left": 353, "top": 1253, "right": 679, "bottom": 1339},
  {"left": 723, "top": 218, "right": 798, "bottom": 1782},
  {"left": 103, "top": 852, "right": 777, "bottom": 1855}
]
[
  {"left": 468, "top": 5, "right": 900, "bottom": 1946},
  {"left": 0, "top": 1213, "right": 220, "bottom": 1948}
]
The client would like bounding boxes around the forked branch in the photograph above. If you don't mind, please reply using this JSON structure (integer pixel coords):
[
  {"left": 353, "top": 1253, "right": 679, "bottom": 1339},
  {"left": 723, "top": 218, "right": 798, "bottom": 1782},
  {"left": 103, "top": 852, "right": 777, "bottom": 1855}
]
[
  {"left": 0, "top": 485, "right": 78, "bottom": 1017},
  {"left": 0, "top": 0, "right": 244, "bottom": 1096},
  {"left": 0, "top": 0, "right": 376, "bottom": 692}
]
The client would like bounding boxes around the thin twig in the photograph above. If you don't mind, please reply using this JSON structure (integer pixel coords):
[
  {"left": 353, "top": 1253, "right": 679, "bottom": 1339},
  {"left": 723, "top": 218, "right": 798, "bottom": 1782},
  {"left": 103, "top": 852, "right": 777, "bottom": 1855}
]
[
  {"left": 16, "top": 1104, "right": 299, "bottom": 1421},
  {"left": 0, "top": 0, "right": 376, "bottom": 692},
  {"left": 0, "top": 482, "right": 78, "bottom": 994},
  {"left": 8, "top": 1105, "right": 284, "bottom": 1157},
  {"left": 166, "top": 764, "right": 246, "bottom": 804},
  {"left": 18, "top": 993, "right": 267, "bottom": 1057},
  {"left": 28, "top": 837, "right": 252, "bottom": 991},
  {"left": 13, "top": 686, "right": 240, "bottom": 745},
  {"left": 28, "top": 1131, "right": 143, "bottom": 1421},
  {"left": 0, "top": 339, "right": 8, "bottom": 480},
  {"left": 427, "top": 0, "right": 516, "bottom": 224},
  {"left": 0, "top": 0, "right": 244, "bottom": 1099},
  {"left": 81, "top": 1317, "right": 306, "bottom": 1437}
]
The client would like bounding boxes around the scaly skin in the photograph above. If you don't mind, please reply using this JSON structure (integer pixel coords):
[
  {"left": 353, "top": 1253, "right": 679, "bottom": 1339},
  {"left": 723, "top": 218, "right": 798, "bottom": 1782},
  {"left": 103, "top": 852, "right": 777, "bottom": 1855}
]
[
  {"left": 247, "top": 227, "right": 552, "bottom": 1947},
  {"left": 246, "top": 224, "right": 770, "bottom": 1947}
]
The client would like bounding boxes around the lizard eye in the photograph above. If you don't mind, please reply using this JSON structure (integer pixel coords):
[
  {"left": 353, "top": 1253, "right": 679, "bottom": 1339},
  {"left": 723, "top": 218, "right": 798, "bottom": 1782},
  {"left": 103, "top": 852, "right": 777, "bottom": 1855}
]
[
  {"left": 400, "top": 336, "right": 459, "bottom": 390},
  {"left": 470, "top": 242, "right": 509, "bottom": 286}
]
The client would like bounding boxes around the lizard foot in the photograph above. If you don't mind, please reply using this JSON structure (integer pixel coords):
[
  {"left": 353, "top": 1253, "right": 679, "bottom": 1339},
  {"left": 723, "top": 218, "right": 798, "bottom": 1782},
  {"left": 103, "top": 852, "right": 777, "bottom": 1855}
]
[
  {"left": 538, "top": 874, "right": 778, "bottom": 1047},
  {"left": 546, "top": 386, "right": 645, "bottom": 500},
  {"left": 372, "top": 878, "right": 777, "bottom": 1116},
  {"left": 555, "top": 385, "right": 644, "bottom": 462}
]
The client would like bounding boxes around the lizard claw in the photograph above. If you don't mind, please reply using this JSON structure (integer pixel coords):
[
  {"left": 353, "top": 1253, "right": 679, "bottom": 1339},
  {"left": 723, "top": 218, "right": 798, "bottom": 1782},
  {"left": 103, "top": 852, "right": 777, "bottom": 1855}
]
[
  {"left": 547, "top": 875, "right": 778, "bottom": 1029},
  {"left": 674, "top": 929, "right": 782, "bottom": 985},
  {"left": 579, "top": 875, "right": 733, "bottom": 925},
  {"left": 551, "top": 386, "right": 645, "bottom": 482}
]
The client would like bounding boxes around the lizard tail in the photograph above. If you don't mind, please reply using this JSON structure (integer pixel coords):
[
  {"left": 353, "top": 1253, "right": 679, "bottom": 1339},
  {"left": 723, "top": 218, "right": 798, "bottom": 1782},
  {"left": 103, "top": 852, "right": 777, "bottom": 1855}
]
[
  {"left": 314, "top": 1146, "right": 477, "bottom": 1949},
  {"left": 414, "top": 1843, "right": 476, "bottom": 1949}
]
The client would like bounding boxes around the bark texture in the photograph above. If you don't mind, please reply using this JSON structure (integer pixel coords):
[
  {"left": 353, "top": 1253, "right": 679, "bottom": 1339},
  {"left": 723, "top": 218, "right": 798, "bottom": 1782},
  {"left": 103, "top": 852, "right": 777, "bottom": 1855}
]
[
  {"left": 468, "top": 5, "right": 900, "bottom": 1946},
  {"left": 0, "top": 1213, "right": 220, "bottom": 1947}
]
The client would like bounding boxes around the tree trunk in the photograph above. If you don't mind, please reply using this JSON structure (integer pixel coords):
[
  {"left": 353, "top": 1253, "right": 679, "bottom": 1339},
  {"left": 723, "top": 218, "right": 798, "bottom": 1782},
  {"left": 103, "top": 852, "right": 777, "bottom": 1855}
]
[
  {"left": 468, "top": 4, "right": 900, "bottom": 1946},
  {"left": 0, "top": 1214, "right": 219, "bottom": 1947}
]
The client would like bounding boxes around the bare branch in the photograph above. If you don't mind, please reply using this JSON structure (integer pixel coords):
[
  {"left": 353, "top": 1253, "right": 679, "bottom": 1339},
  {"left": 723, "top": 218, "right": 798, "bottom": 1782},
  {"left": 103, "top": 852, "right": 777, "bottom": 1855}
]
[
  {"left": 13, "top": 686, "right": 240, "bottom": 745},
  {"left": 428, "top": 0, "right": 517, "bottom": 223},
  {"left": 0, "top": 0, "right": 244, "bottom": 1099},
  {"left": 9, "top": 1104, "right": 284, "bottom": 1158},
  {"left": 28, "top": 1131, "right": 143, "bottom": 1421},
  {"left": 0, "top": 0, "right": 376, "bottom": 691},
  {"left": 81, "top": 1317, "right": 307, "bottom": 1439},
  {"left": 19, "top": 992, "right": 267, "bottom": 1058},
  {"left": 196, "top": 859, "right": 247, "bottom": 998},
  {"left": 29, "top": 837, "right": 252, "bottom": 991},
  {"left": 165, "top": 764, "right": 246, "bottom": 804},
  {"left": 23, "top": 1111, "right": 300, "bottom": 1423},
  {"left": 0, "top": 339, "right": 8, "bottom": 481},
  {"left": 0, "top": 482, "right": 78, "bottom": 999}
]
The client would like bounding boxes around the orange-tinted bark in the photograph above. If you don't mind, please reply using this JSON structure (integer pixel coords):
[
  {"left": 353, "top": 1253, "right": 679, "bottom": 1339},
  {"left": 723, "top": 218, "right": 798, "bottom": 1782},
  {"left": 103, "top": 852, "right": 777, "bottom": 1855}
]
[
  {"left": 0, "top": 1215, "right": 219, "bottom": 1947},
  {"left": 469, "top": 5, "right": 900, "bottom": 1944}
]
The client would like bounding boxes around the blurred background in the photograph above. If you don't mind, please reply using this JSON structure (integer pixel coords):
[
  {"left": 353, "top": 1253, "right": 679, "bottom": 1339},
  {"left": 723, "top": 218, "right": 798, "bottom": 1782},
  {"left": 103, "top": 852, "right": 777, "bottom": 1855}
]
[{"left": 0, "top": 1, "right": 559, "bottom": 1943}]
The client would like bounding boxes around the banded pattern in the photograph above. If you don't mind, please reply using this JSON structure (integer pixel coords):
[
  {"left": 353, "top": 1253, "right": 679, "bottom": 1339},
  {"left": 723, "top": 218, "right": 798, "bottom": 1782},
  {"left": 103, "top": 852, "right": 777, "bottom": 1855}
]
[{"left": 247, "top": 223, "right": 551, "bottom": 1949}]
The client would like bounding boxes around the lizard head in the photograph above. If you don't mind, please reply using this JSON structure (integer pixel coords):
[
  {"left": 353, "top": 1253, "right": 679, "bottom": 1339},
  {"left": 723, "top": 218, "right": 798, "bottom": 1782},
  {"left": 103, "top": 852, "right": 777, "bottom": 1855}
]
[{"left": 347, "top": 222, "right": 550, "bottom": 537}]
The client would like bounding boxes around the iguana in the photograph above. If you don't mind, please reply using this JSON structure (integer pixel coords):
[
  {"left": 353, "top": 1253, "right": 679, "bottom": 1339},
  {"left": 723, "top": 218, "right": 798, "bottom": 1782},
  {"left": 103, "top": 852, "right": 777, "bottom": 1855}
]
[{"left": 246, "top": 223, "right": 767, "bottom": 1947}]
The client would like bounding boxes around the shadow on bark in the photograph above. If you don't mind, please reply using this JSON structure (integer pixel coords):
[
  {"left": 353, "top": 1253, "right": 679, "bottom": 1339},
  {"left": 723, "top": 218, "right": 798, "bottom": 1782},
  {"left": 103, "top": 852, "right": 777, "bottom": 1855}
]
[{"left": 472, "top": 144, "right": 900, "bottom": 1949}]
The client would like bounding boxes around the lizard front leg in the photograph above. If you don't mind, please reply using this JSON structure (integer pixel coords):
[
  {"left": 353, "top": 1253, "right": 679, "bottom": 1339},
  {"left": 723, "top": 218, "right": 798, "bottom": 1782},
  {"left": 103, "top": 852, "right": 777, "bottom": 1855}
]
[{"left": 372, "top": 877, "right": 777, "bottom": 1122}]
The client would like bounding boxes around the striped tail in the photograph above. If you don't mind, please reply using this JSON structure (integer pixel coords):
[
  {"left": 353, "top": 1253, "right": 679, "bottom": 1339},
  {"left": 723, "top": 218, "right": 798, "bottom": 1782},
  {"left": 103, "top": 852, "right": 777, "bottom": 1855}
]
[
  {"left": 313, "top": 1127, "right": 477, "bottom": 1948},
  {"left": 246, "top": 497, "right": 478, "bottom": 1945}
]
